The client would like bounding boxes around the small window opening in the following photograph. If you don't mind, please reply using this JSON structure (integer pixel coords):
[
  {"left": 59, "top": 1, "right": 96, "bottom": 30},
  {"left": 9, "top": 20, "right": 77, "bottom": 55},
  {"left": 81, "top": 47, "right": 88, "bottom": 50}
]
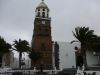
[{"left": 42, "top": 12, "right": 45, "bottom": 18}]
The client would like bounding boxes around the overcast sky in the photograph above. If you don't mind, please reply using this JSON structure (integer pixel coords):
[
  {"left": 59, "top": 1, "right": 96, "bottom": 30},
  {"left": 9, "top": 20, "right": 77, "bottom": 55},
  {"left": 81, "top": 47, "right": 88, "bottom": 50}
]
[{"left": 0, "top": 0, "right": 100, "bottom": 44}]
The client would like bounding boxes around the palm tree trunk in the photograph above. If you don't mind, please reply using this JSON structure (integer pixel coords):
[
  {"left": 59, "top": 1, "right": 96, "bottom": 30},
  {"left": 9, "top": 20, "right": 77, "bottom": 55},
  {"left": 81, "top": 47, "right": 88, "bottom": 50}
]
[
  {"left": 0, "top": 53, "right": 3, "bottom": 67},
  {"left": 83, "top": 50, "right": 88, "bottom": 69},
  {"left": 81, "top": 44, "right": 88, "bottom": 69},
  {"left": 19, "top": 52, "right": 22, "bottom": 69},
  {"left": 0, "top": 56, "right": 2, "bottom": 67}
]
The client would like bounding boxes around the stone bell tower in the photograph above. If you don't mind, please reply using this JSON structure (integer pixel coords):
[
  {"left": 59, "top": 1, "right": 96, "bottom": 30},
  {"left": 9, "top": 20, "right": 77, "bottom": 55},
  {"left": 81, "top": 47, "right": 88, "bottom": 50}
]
[{"left": 31, "top": 0, "right": 53, "bottom": 69}]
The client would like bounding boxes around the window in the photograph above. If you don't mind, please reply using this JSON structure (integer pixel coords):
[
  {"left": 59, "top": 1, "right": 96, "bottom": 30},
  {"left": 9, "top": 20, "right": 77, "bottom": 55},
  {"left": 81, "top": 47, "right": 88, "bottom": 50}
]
[
  {"left": 42, "top": 12, "right": 45, "bottom": 18},
  {"left": 43, "top": 8, "right": 45, "bottom": 11},
  {"left": 38, "top": 12, "right": 40, "bottom": 17}
]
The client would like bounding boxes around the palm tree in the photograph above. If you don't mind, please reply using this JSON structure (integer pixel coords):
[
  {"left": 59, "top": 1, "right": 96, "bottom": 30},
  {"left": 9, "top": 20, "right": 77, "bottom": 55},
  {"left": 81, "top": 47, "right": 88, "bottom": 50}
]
[
  {"left": 13, "top": 39, "right": 30, "bottom": 68},
  {"left": 28, "top": 50, "right": 41, "bottom": 69},
  {"left": 71, "top": 26, "right": 97, "bottom": 69},
  {"left": 0, "top": 36, "right": 11, "bottom": 67}
]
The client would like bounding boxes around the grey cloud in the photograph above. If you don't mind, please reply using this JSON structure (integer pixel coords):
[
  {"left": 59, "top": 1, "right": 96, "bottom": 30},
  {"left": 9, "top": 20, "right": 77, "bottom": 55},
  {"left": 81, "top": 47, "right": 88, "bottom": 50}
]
[{"left": 0, "top": 0, "right": 100, "bottom": 43}]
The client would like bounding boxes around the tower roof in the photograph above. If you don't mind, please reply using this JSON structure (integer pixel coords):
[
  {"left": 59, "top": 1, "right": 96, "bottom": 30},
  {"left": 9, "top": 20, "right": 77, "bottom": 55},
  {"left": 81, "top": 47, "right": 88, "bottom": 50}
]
[{"left": 36, "top": 0, "right": 49, "bottom": 9}]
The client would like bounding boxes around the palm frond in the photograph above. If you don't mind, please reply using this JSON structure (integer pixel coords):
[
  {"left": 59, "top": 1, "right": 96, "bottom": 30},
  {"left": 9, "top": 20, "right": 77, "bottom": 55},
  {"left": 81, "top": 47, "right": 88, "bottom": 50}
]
[{"left": 70, "top": 40, "right": 79, "bottom": 44}]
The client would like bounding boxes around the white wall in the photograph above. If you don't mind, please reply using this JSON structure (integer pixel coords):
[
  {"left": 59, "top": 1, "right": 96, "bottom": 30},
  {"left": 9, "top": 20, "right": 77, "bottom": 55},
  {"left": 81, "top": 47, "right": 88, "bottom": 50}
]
[
  {"left": 13, "top": 57, "right": 19, "bottom": 68},
  {"left": 2, "top": 52, "right": 14, "bottom": 68},
  {"left": 57, "top": 42, "right": 79, "bottom": 69},
  {"left": 57, "top": 41, "right": 99, "bottom": 68},
  {"left": 86, "top": 51, "right": 98, "bottom": 66},
  {"left": 22, "top": 58, "right": 31, "bottom": 69}
]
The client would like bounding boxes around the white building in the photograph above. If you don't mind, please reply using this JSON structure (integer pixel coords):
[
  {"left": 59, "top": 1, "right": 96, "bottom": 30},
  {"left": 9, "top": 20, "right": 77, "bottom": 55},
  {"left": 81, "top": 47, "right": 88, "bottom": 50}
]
[
  {"left": 21, "top": 57, "right": 31, "bottom": 69},
  {"left": 13, "top": 55, "right": 31, "bottom": 69},
  {"left": 57, "top": 41, "right": 78, "bottom": 69},
  {"left": 56, "top": 41, "right": 99, "bottom": 69},
  {"left": 13, "top": 57, "right": 19, "bottom": 69},
  {"left": 86, "top": 51, "right": 98, "bottom": 67},
  {"left": 2, "top": 52, "right": 14, "bottom": 68}
]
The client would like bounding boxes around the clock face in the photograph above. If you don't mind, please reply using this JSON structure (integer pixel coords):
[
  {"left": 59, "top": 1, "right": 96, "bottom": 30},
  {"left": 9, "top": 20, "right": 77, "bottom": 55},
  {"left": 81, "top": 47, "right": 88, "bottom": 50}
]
[{"left": 42, "top": 21, "right": 45, "bottom": 24}]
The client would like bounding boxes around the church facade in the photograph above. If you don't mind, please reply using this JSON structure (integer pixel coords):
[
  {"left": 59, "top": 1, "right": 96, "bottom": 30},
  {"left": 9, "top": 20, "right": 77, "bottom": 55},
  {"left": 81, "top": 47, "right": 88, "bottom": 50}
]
[{"left": 31, "top": 0, "right": 53, "bottom": 69}]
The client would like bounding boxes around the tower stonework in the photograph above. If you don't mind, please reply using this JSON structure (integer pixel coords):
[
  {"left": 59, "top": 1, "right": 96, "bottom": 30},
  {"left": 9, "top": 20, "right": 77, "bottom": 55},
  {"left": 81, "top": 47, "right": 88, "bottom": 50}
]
[{"left": 31, "top": 0, "right": 53, "bottom": 69}]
